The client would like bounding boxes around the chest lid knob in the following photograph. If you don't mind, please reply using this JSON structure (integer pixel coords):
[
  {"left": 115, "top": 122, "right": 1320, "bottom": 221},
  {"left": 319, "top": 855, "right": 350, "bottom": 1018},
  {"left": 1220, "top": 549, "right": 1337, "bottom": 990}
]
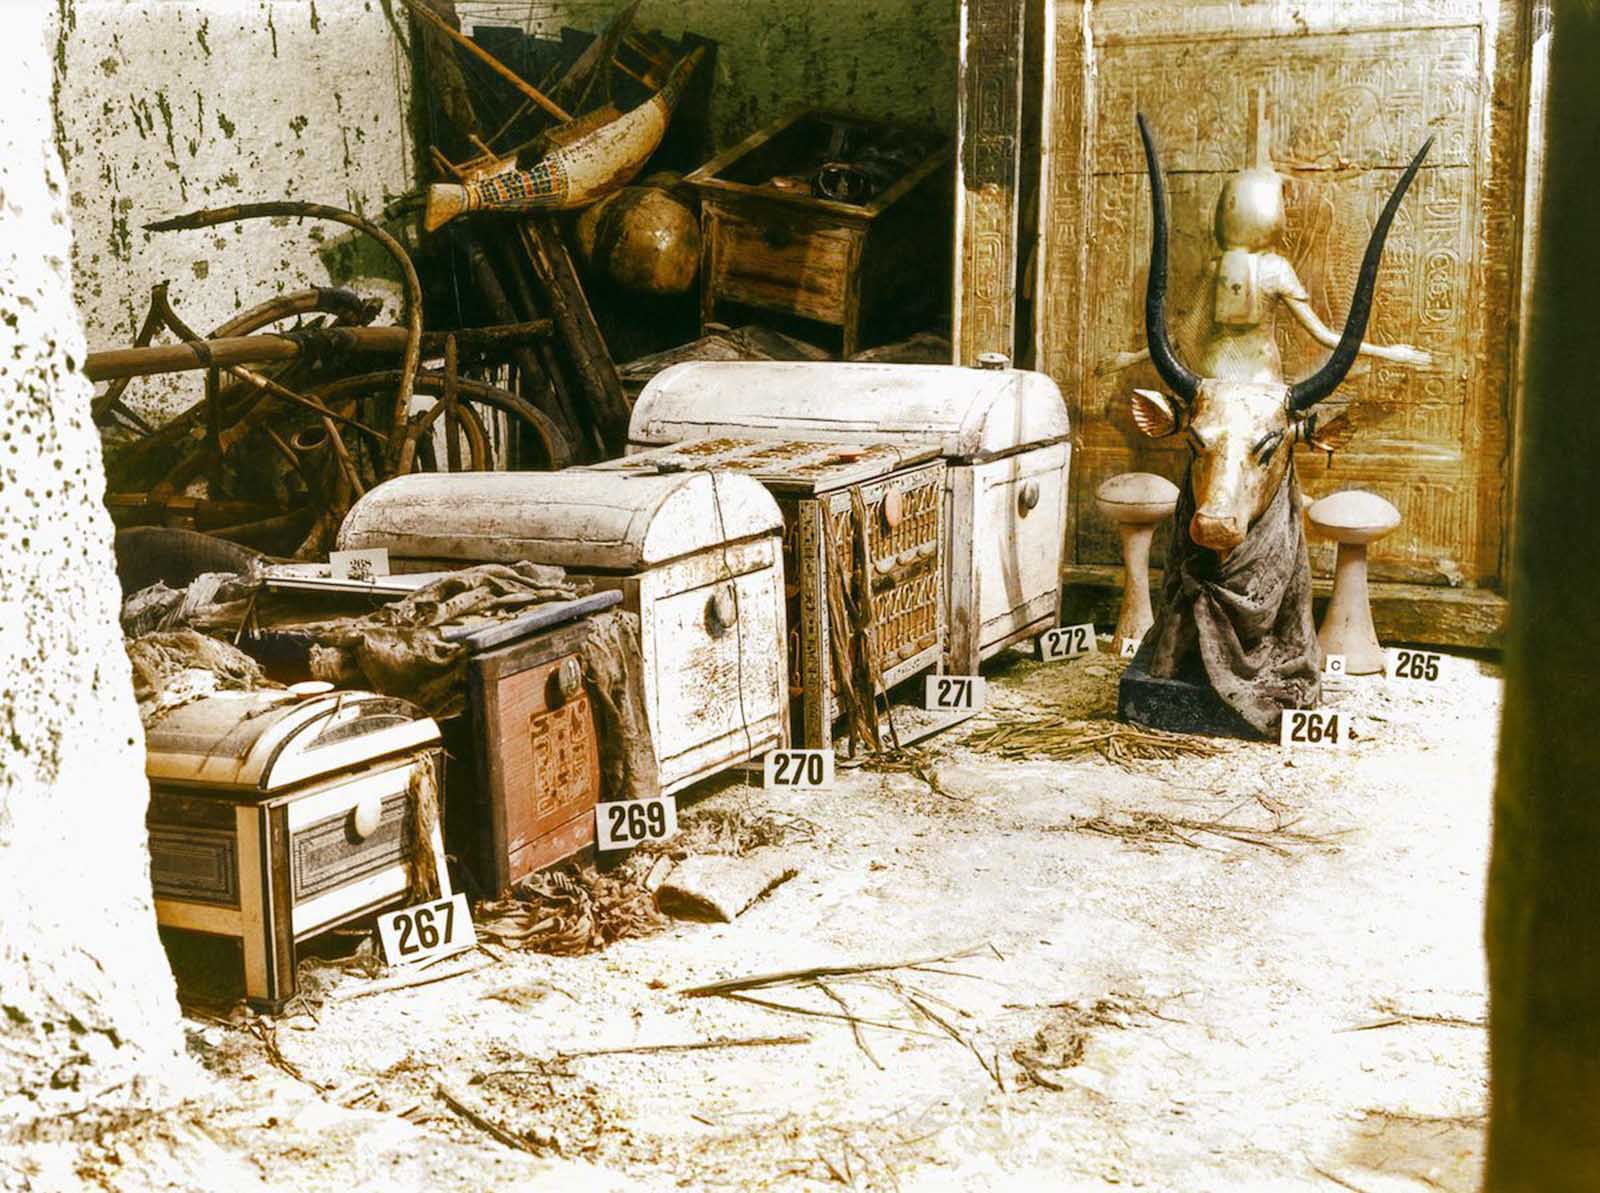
[
  {"left": 1018, "top": 479, "right": 1042, "bottom": 514},
  {"left": 350, "top": 792, "right": 384, "bottom": 841},
  {"left": 706, "top": 586, "right": 738, "bottom": 637}
]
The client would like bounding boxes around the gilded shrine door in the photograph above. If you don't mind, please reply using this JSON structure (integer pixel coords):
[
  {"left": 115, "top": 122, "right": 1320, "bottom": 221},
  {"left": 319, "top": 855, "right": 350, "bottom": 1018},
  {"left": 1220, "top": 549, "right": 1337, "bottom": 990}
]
[{"left": 1018, "top": 1, "right": 1544, "bottom": 641}]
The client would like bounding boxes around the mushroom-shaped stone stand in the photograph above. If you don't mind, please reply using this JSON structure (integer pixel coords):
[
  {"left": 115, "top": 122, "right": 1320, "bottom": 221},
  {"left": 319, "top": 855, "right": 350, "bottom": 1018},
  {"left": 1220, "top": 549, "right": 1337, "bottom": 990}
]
[
  {"left": 1096, "top": 472, "right": 1180, "bottom": 652},
  {"left": 1306, "top": 490, "right": 1401, "bottom": 675}
]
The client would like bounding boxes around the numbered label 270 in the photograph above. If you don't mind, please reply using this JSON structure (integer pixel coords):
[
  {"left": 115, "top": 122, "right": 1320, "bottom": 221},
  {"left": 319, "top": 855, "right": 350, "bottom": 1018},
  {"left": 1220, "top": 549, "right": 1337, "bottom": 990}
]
[
  {"left": 925, "top": 675, "right": 986, "bottom": 712},
  {"left": 377, "top": 892, "right": 475, "bottom": 967},
  {"left": 596, "top": 795, "right": 679, "bottom": 851},
  {"left": 1387, "top": 648, "right": 1443, "bottom": 683},
  {"left": 764, "top": 749, "right": 833, "bottom": 789},
  {"left": 1038, "top": 623, "right": 1096, "bottom": 661},
  {"left": 1279, "top": 709, "right": 1346, "bottom": 749}
]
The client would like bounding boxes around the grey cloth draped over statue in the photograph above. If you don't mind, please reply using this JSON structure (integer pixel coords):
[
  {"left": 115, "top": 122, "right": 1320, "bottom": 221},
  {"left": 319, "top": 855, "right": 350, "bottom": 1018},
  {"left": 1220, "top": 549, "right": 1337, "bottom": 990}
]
[{"left": 1147, "top": 461, "right": 1322, "bottom": 734}]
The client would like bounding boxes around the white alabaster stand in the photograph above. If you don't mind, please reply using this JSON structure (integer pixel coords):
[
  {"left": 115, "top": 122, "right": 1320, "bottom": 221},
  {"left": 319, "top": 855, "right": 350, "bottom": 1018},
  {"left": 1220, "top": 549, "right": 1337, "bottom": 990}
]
[
  {"left": 1306, "top": 490, "right": 1402, "bottom": 674},
  {"left": 1095, "top": 472, "right": 1180, "bottom": 652}
]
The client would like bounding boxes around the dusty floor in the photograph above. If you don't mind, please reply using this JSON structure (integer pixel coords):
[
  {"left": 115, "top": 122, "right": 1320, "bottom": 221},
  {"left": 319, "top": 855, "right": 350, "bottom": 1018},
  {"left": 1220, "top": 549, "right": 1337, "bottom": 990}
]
[{"left": 54, "top": 645, "right": 1500, "bottom": 1191}]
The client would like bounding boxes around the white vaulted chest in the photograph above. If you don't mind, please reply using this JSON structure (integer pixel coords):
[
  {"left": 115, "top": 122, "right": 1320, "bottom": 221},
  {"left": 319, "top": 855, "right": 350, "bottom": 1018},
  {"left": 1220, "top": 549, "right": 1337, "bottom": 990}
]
[
  {"left": 629, "top": 361, "right": 1071, "bottom": 675},
  {"left": 337, "top": 470, "right": 788, "bottom": 794}
]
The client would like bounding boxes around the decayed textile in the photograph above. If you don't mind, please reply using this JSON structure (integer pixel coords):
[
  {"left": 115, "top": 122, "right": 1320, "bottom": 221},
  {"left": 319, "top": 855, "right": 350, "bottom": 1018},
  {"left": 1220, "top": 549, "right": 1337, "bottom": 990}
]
[
  {"left": 303, "top": 563, "right": 584, "bottom": 716},
  {"left": 579, "top": 611, "right": 662, "bottom": 801},
  {"left": 125, "top": 629, "right": 277, "bottom": 726},
  {"left": 1147, "top": 462, "right": 1321, "bottom": 734}
]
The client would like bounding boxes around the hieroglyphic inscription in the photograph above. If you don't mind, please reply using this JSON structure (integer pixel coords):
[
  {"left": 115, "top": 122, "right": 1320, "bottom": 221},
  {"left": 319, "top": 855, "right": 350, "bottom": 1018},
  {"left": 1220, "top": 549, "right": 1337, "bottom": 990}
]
[
  {"left": 955, "top": 0, "right": 1026, "bottom": 363},
  {"left": 1037, "top": 2, "right": 1533, "bottom": 589}
]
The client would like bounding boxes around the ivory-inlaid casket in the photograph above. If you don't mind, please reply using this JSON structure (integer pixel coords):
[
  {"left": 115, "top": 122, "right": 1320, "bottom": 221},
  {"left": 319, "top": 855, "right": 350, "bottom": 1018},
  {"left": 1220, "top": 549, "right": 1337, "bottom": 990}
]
[
  {"left": 144, "top": 689, "right": 449, "bottom": 1011},
  {"left": 629, "top": 361, "right": 1070, "bottom": 675},
  {"left": 585, "top": 438, "right": 946, "bottom": 750},
  {"left": 337, "top": 471, "right": 788, "bottom": 794}
]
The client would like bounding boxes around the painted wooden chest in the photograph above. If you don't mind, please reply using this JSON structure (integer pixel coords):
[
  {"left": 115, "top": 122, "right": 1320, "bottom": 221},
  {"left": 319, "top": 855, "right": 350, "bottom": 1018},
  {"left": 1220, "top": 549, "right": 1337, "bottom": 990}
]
[
  {"left": 586, "top": 438, "right": 945, "bottom": 750},
  {"left": 446, "top": 592, "right": 622, "bottom": 895},
  {"left": 337, "top": 470, "right": 788, "bottom": 794},
  {"left": 144, "top": 689, "right": 449, "bottom": 1011},
  {"left": 684, "top": 110, "right": 951, "bottom": 356},
  {"left": 629, "top": 361, "right": 1071, "bottom": 675}
]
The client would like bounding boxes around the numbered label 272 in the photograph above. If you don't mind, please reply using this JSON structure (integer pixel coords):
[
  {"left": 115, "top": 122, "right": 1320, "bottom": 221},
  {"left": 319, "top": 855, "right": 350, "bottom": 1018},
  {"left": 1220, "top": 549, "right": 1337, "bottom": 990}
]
[
  {"left": 925, "top": 675, "right": 986, "bottom": 712},
  {"left": 1039, "top": 623, "right": 1096, "bottom": 661},
  {"left": 596, "top": 795, "right": 678, "bottom": 851},
  {"left": 377, "top": 892, "right": 475, "bottom": 967},
  {"left": 764, "top": 749, "right": 833, "bottom": 789},
  {"left": 1279, "top": 709, "right": 1346, "bottom": 749},
  {"left": 1387, "top": 648, "right": 1443, "bottom": 683}
]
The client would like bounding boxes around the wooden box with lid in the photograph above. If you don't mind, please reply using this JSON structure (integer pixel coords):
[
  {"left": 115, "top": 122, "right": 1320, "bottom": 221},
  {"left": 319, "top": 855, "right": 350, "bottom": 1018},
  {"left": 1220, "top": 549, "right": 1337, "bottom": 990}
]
[
  {"left": 337, "top": 470, "right": 788, "bottom": 794},
  {"left": 143, "top": 689, "right": 449, "bottom": 1011},
  {"left": 629, "top": 360, "right": 1070, "bottom": 676},
  {"left": 445, "top": 591, "right": 621, "bottom": 895},
  {"left": 586, "top": 437, "right": 945, "bottom": 750},
  {"left": 685, "top": 110, "right": 951, "bottom": 356}
]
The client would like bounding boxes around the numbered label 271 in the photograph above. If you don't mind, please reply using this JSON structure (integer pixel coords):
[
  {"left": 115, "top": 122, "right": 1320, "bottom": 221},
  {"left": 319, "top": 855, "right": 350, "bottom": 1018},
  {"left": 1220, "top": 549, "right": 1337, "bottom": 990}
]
[
  {"left": 596, "top": 795, "right": 678, "bottom": 851},
  {"left": 925, "top": 675, "right": 986, "bottom": 712},
  {"left": 1279, "top": 708, "right": 1346, "bottom": 749},
  {"left": 377, "top": 892, "right": 475, "bottom": 967},
  {"left": 764, "top": 749, "right": 833, "bottom": 789},
  {"left": 1387, "top": 648, "right": 1443, "bottom": 683},
  {"left": 1039, "top": 623, "right": 1096, "bottom": 661}
]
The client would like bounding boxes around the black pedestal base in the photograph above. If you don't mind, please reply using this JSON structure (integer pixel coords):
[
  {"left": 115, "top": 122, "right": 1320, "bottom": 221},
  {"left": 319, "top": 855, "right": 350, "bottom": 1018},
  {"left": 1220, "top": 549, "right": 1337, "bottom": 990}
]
[{"left": 1117, "top": 640, "right": 1265, "bottom": 740}]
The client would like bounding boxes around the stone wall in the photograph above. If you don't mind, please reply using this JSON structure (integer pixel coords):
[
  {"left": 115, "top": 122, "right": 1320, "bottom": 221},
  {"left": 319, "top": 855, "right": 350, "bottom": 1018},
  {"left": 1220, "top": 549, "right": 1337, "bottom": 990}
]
[
  {"left": 0, "top": 0, "right": 186, "bottom": 1119},
  {"left": 456, "top": 0, "right": 959, "bottom": 150},
  {"left": 52, "top": 0, "right": 417, "bottom": 422}
]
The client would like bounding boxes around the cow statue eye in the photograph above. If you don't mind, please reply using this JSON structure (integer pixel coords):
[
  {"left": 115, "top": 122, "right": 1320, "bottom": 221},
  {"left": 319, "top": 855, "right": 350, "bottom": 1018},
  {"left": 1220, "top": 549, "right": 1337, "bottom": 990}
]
[{"left": 1253, "top": 431, "right": 1283, "bottom": 461}]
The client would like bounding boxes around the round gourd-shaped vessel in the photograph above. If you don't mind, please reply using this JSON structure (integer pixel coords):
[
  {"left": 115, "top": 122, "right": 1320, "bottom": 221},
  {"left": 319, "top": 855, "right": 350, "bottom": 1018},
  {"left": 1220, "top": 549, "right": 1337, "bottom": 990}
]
[
  {"left": 1096, "top": 472, "right": 1179, "bottom": 526},
  {"left": 574, "top": 183, "right": 700, "bottom": 296},
  {"left": 1307, "top": 490, "right": 1401, "bottom": 546}
]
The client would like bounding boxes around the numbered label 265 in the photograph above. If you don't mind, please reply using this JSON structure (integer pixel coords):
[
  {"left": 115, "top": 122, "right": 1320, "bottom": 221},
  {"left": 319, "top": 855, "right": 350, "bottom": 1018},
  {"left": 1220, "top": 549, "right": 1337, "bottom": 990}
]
[
  {"left": 925, "top": 675, "right": 986, "bottom": 712},
  {"left": 1387, "top": 648, "right": 1443, "bottom": 683},
  {"left": 377, "top": 892, "right": 475, "bottom": 967},
  {"left": 1279, "top": 709, "right": 1346, "bottom": 749},
  {"left": 1039, "top": 623, "right": 1096, "bottom": 661},
  {"left": 764, "top": 749, "right": 833, "bottom": 789},
  {"left": 596, "top": 795, "right": 678, "bottom": 851}
]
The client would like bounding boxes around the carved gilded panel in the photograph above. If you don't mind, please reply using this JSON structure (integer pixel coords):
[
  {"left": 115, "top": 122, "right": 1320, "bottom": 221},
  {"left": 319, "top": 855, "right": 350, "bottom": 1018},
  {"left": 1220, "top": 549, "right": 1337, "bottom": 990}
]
[
  {"left": 955, "top": 0, "right": 1027, "bottom": 363},
  {"left": 1038, "top": 0, "right": 1533, "bottom": 589}
]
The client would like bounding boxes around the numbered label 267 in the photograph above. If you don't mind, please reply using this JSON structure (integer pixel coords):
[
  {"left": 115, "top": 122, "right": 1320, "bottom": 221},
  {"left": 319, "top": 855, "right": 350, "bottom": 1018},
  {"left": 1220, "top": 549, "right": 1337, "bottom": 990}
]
[
  {"left": 1279, "top": 708, "right": 1346, "bottom": 749},
  {"left": 925, "top": 675, "right": 986, "bottom": 712},
  {"left": 596, "top": 795, "right": 678, "bottom": 851},
  {"left": 1039, "top": 623, "right": 1096, "bottom": 661},
  {"left": 764, "top": 749, "right": 833, "bottom": 789},
  {"left": 377, "top": 892, "right": 475, "bottom": 967}
]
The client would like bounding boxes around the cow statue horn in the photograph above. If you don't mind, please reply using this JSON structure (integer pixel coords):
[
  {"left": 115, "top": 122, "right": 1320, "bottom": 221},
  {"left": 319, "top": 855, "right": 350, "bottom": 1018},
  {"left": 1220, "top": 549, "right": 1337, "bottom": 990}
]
[
  {"left": 1137, "top": 113, "right": 1201, "bottom": 407},
  {"left": 1287, "top": 135, "right": 1434, "bottom": 412}
]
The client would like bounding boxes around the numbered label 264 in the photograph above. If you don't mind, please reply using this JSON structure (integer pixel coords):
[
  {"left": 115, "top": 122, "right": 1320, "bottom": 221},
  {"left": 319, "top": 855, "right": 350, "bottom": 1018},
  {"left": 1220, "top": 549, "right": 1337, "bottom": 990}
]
[
  {"left": 1279, "top": 708, "right": 1346, "bottom": 749},
  {"left": 596, "top": 795, "right": 678, "bottom": 851},
  {"left": 377, "top": 892, "right": 475, "bottom": 967},
  {"left": 925, "top": 675, "right": 986, "bottom": 712},
  {"left": 1039, "top": 623, "right": 1096, "bottom": 661},
  {"left": 764, "top": 749, "right": 833, "bottom": 789}
]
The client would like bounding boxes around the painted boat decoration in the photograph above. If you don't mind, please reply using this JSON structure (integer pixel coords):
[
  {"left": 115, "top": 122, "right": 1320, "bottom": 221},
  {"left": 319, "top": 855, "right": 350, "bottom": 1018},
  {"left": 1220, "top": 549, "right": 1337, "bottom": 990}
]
[{"left": 424, "top": 47, "right": 705, "bottom": 232}]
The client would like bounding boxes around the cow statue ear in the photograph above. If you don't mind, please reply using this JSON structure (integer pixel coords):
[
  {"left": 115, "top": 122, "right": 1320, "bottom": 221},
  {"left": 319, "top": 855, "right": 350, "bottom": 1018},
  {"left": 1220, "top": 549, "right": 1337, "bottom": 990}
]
[
  {"left": 1296, "top": 408, "right": 1357, "bottom": 455},
  {"left": 1130, "top": 389, "right": 1183, "bottom": 438}
]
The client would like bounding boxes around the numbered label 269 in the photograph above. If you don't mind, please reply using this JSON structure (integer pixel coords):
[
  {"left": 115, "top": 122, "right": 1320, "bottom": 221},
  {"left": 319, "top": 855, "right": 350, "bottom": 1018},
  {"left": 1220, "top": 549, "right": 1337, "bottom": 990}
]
[
  {"left": 596, "top": 795, "right": 678, "bottom": 851},
  {"left": 925, "top": 675, "right": 986, "bottom": 712},
  {"left": 1279, "top": 708, "right": 1346, "bottom": 749},
  {"left": 377, "top": 892, "right": 475, "bottom": 967},
  {"left": 1039, "top": 623, "right": 1096, "bottom": 661},
  {"left": 764, "top": 749, "right": 833, "bottom": 789}
]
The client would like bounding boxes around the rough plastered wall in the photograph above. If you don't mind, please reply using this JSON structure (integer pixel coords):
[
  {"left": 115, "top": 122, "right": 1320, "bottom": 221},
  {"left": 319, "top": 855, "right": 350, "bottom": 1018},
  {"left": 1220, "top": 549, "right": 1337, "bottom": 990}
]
[
  {"left": 0, "top": 2, "right": 186, "bottom": 1119},
  {"left": 51, "top": 0, "right": 417, "bottom": 423},
  {"left": 456, "top": 0, "right": 959, "bottom": 149}
]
